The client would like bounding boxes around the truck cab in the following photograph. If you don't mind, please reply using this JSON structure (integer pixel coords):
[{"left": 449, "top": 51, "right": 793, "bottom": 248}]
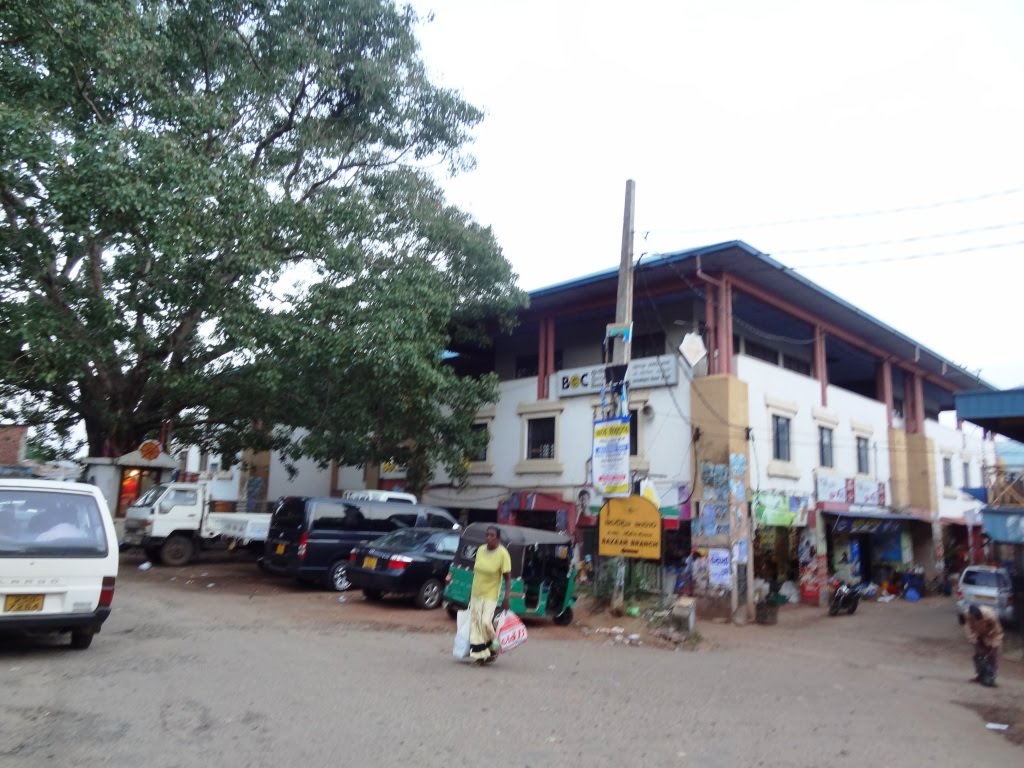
[{"left": 122, "top": 483, "right": 210, "bottom": 565}]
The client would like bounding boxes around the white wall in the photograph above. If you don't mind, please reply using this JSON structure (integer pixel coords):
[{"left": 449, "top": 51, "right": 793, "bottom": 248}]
[
  {"left": 737, "top": 355, "right": 890, "bottom": 498},
  {"left": 267, "top": 454, "right": 332, "bottom": 500},
  {"left": 925, "top": 418, "right": 992, "bottom": 520},
  {"left": 429, "top": 364, "right": 695, "bottom": 508}
]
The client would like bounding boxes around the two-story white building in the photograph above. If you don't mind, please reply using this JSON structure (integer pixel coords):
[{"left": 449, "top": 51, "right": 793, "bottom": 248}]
[{"left": 417, "top": 240, "right": 996, "bottom": 619}]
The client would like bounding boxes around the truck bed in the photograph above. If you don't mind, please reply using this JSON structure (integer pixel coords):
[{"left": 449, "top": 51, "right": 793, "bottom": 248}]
[{"left": 209, "top": 513, "right": 271, "bottom": 543}]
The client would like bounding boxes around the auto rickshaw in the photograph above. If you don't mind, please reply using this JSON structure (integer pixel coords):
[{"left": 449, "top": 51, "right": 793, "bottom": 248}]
[{"left": 443, "top": 523, "right": 577, "bottom": 625}]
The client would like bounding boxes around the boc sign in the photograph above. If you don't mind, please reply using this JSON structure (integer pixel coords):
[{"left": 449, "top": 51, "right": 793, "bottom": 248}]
[{"left": 598, "top": 496, "right": 662, "bottom": 560}]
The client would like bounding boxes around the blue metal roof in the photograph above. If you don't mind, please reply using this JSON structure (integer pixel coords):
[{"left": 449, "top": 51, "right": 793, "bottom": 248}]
[{"left": 955, "top": 388, "right": 1024, "bottom": 442}]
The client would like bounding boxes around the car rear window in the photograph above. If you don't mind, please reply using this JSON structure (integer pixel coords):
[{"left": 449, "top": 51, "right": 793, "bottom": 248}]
[
  {"left": 962, "top": 570, "right": 1007, "bottom": 588},
  {"left": 369, "top": 529, "right": 434, "bottom": 551},
  {"left": 0, "top": 490, "right": 109, "bottom": 558},
  {"left": 271, "top": 498, "right": 306, "bottom": 528}
]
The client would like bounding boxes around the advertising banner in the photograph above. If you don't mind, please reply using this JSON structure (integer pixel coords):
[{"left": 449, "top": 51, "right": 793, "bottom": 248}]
[
  {"left": 708, "top": 548, "right": 731, "bottom": 586},
  {"left": 558, "top": 355, "right": 679, "bottom": 397},
  {"left": 592, "top": 416, "right": 631, "bottom": 497},
  {"left": 598, "top": 496, "right": 662, "bottom": 559}
]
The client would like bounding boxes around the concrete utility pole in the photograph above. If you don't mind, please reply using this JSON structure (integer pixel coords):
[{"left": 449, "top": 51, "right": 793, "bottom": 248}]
[
  {"left": 609, "top": 179, "right": 635, "bottom": 613},
  {"left": 613, "top": 180, "right": 635, "bottom": 368}
]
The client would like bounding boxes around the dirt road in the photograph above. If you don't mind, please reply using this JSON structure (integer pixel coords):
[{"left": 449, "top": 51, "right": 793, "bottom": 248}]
[{"left": 0, "top": 552, "right": 1020, "bottom": 767}]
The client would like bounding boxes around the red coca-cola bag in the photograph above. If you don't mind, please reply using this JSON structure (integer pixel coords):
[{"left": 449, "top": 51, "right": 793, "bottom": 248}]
[{"left": 495, "top": 610, "right": 528, "bottom": 654}]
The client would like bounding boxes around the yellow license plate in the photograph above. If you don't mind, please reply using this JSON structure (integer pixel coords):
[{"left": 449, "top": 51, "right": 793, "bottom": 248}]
[
  {"left": 276, "top": 543, "right": 286, "bottom": 555},
  {"left": 4, "top": 594, "right": 44, "bottom": 613},
  {"left": 363, "top": 556, "right": 378, "bottom": 569}
]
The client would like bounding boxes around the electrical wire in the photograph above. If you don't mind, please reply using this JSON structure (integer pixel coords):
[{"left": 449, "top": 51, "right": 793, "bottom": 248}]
[
  {"left": 640, "top": 186, "right": 1024, "bottom": 236},
  {"left": 774, "top": 220, "right": 1024, "bottom": 256}
]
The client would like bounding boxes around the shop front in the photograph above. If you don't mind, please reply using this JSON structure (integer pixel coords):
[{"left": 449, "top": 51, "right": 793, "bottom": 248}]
[
  {"left": 751, "top": 491, "right": 815, "bottom": 603},
  {"left": 82, "top": 440, "right": 178, "bottom": 519},
  {"left": 821, "top": 509, "right": 928, "bottom": 593}
]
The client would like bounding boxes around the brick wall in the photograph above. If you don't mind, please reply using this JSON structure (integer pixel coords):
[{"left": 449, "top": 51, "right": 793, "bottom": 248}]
[{"left": 0, "top": 426, "right": 28, "bottom": 465}]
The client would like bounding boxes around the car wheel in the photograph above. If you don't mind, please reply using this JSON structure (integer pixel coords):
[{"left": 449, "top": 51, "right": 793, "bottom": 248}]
[
  {"left": 328, "top": 561, "right": 352, "bottom": 592},
  {"left": 69, "top": 629, "right": 94, "bottom": 650},
  {"left": 553, "top": 606, "right": 574, "bottom": 626},
  {"left": 416, "top": 578, "right": 443, "bottom": 610},
  {"left": 160, "top": 535, "right": 195, "bottom": 567},
  {"left": 363, "top": 588, "right": 384, "bottom": 601}
]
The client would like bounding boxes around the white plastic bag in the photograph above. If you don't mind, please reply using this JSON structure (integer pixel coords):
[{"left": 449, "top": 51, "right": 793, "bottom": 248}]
[
  {"left": 495, "top": 610, "right": 528, "bottom": 654},
  {"left": 453, "top": 609, "right": 471, "bottom": 659}
]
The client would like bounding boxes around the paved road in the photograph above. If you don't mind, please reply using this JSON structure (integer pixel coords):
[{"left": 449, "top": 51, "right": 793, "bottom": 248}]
[{"left": 0, "top": 557, "right": 1021, "bottom": 767}]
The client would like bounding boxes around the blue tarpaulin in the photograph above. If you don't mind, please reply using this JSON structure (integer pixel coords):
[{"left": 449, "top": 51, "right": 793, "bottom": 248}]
[{"left": 983, "top": 507, "right": 1024, "bottom": 544}]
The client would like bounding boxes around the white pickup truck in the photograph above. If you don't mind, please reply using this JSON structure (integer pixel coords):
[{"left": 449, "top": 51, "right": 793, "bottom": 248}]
[{"left": 121, "top": 483, "right": 271, "bottom": 566}]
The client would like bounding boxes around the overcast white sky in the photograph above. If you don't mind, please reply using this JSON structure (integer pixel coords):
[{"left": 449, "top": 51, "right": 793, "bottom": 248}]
[{"left": 410, "top": 0, "right": 1024, "bottom": 389}]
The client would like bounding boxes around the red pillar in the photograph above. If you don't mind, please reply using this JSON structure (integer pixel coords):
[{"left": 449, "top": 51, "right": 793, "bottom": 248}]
[
  {"left": 705, "top": 282, "right": 718, "bottom": 375},
  {"left": 814, "top": 326, "right": 828, "bottom": 407},
  {"left": 537, "top": 317, "right": 549, "bottom": 400},
  {"left": 715, "top": 278, "right": 733, "bottom": 376},
  {"left": 876, "top": 360, "right": 893, "bottom": 427},
  {"left": 546, "top": 317, "right": 556, "bottom": 394}
]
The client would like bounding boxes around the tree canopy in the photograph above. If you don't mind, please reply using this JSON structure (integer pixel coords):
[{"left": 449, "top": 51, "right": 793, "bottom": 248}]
[{"left": 0, "top": 0, "right": 525, "bottom": 494}]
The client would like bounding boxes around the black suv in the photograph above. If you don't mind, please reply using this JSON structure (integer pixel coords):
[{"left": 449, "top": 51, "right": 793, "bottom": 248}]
[{"left": 261, "top": 497, "right": 459, "bottom": 591}]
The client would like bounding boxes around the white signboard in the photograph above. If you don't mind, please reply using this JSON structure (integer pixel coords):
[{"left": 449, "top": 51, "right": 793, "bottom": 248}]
[
  {"left": 814, "top": 473, "right": 848, "bottom": 504},
  {"left": 708, "top": 547, "right": 731, "bottom": 586},
  {"left": 853, "top": 478, "right": 885, "bottom": 507},
  {"left": 592, "top": 416, "right": 631, "bottom": 497},
  {"left": 557, "top": 356, "right": 679, "bottom": 398}
]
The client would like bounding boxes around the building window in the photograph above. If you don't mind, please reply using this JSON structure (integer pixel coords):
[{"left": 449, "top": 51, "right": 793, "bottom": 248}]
[
  {"left": 468, "top": 423, "right": 489, "bottom": 463},
  {"left": 943, "top": 457, "right": 953, "bottom": 488},
  {"left": 632, "top": 331, "right": 666, "bottom": 359},
  {"left": 963, "top": 461, "right": 971, "bottom": 487},
  {"left": 526, "top": 417, "right": 556, "bottom": 459},
  {"left": 745, "top": 339, "right": 779, "bottom": 365},
  {"left": 515, "top": 351, "right": 563, "bottom": 379},
  {"left": 772, "top": 415, "right": 791, "bottom": 462},
  {"left": 783, "top": 355, "right": 811, "bottom": 376},
  {"left": 819, "top": 426, "right": 834, "bottom": 468},
  {"left": 856, "top": 437, "right": 870, "bottom": 475}
]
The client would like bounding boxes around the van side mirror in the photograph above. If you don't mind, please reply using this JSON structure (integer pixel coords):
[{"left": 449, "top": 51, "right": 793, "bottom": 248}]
[{"left": 159, "top": 501, "right": 173, "bottom": 514}]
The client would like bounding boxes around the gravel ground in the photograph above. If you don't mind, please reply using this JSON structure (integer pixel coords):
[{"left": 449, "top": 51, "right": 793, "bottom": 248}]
[{"left": 0, "top": 551, "right": 1020, "bottom": 767}]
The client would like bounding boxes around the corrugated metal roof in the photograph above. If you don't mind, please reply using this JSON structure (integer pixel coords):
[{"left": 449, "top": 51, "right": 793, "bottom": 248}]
[{"left": 527, "top": 241, "right": 994, "bottom": 394}]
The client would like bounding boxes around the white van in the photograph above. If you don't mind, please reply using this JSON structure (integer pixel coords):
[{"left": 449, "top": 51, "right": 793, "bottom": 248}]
[{"left": 0, "top": 479, "right": 119, "bottom": 649}]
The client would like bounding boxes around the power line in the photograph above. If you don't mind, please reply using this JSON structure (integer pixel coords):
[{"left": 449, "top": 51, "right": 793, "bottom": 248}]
[
  {"left": 640, "top": 186, "right": 1024, "bottom": 237},
  {"left": 787, "top": 238, "right": 1024, "bottom": 269},
  {"left": 774, "top": 220, "right": 1024, "bottom": 256}
]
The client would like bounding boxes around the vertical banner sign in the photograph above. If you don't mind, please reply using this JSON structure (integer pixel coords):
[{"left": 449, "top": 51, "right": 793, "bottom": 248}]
[{"left": 592, "top": 416, "right": 631, "bottom": 497}]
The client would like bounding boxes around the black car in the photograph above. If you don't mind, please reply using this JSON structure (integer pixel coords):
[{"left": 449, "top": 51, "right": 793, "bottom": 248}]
[{"left": 347, "top": 528, "right": 459, "bottom": 609}]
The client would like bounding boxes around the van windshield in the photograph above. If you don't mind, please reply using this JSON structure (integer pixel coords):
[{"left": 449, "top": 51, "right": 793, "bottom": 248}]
[{"left": 0, "top": 490, "right": 109, "bottom": 558}]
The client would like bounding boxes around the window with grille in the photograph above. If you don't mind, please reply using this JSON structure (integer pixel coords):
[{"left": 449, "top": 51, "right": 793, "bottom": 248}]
[
  {"left": 772, "top": 415, "right": 791, "bottom": 462},
  {"left": 526, "top": 417, "right": 556, "bottom": 459}
]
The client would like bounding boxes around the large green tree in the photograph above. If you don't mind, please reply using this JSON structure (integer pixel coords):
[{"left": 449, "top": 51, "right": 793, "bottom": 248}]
[{"left": 0, "top": 0, "right": 524, "bottom": 493}]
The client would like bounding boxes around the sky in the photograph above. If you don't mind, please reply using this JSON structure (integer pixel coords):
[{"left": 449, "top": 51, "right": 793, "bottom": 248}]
[{"left": 408, "top": 0, "right": 1024, "bottom": 390}]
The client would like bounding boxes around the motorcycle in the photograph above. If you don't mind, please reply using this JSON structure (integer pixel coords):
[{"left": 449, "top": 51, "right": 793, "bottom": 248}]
[{"left": 828, "top": 580, "right": 860, "bottom": 616}]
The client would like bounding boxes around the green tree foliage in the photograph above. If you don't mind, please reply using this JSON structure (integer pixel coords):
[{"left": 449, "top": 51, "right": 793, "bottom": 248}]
[{"left": 0, "top": 0, "right": 524, "bottom": 493}]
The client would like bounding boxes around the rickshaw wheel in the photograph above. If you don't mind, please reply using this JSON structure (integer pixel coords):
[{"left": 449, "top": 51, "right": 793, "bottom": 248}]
[{"left": 553, "top": 607, "right": 573, "bottom": 626}]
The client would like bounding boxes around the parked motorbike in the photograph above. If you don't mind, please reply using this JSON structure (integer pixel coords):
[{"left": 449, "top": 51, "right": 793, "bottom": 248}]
[{"left": 828, "top": 580, "right": 860, "bottom": 616}]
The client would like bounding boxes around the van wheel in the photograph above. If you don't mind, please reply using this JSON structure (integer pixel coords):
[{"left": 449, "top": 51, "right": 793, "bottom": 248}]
[
  {"left": 328, "top": 561, "right": 352, "bottom": 592},
  {"left": 553, "top": 607, "right": 574, "bottom": 626},
  {"left": 69, "top": 629, "right": 94, "bottom": 650},
  {"left": 416, "top": 579, "right": 443, "bottom": 610},
  {"left": 160, "top": 535, "right": 195, "bottom": 567}
]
